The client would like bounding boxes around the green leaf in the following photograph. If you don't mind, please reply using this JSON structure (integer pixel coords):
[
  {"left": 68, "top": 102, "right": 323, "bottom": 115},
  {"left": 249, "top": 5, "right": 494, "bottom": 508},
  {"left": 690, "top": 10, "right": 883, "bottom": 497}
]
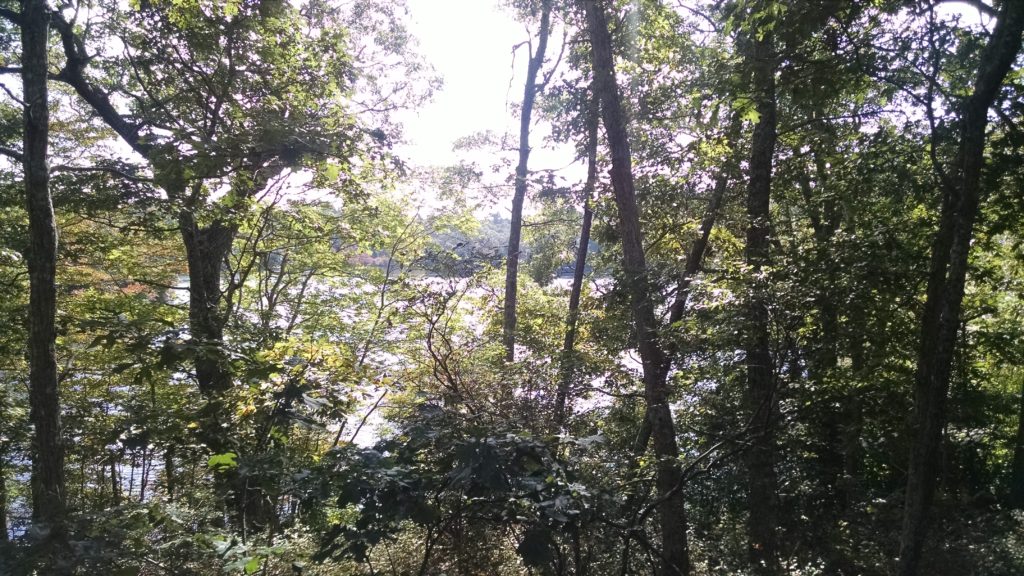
[
  {"left": 244, "top": 558, "right": 260, "bottom": 574},
  {"left": 207, "top": 452, "right": 238, "bottom": 471}
]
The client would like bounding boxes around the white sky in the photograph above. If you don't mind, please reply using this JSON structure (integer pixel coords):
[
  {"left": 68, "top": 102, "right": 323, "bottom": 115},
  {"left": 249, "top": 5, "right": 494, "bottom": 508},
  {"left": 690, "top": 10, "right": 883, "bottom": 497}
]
[
  {"left": 395, "top": 0, "right": 583, "bottom": 196},
  {"left": 397, "top": 0, "right": 523, "bottom": 165}
]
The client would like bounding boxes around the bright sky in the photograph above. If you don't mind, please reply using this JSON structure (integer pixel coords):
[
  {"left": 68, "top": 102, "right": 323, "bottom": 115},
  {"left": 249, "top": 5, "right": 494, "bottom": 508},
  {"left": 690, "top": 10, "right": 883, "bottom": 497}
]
[
  {"left": 398, "top": 0, "right": 527, "bottom": 165},
  {"left": 396, "top": 0, "right": 580, "bottom": 184}
]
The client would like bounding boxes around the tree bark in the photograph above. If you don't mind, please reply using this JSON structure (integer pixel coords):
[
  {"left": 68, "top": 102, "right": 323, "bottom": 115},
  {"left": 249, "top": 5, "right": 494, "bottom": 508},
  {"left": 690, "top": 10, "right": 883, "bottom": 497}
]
[
  {"left": 0, "top": 456, "right": 8, "bottom": 543},
  {"left": 581, "top": 1, "right": 689, "bottom": 574},
  {"left": 22, "top": 3, "right": 73, "bottom": 568},
  {"left": 166, "top": 445, "right": 177, "bottom": 502},
  {"left": 504, "top": 0, "right": 552, "bottom": 362},
  {"left": 179, "top": 211, "right": 235, "bottom": 397},
  {"left": 555, "top": 90, "right": 598, "bottom": 427},
  {"left": 798, "top": 142, "right": 851, "bottom": 572},
  {"left": 22, "top": 0, "right": 68, "bottom": 561},
  {"left": 898, "top": 4, "right": 1024, "bottom": 575},
  {"left": 742, "top": 27, "right": 782, "bottom": 576},
  {"left": 111, "top": 457, "right": 120, "bottom": 506}
]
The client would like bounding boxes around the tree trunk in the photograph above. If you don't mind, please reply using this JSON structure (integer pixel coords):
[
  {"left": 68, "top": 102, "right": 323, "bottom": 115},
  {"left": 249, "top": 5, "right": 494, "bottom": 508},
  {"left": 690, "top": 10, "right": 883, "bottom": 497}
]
[
  {"left": 504, "top": 0, "right": 552, "bottom": 362},
  {"left": 898, "top": 4, "right": 1024, "bottom": 575},
  {"left": 555, "top": 90, "right": 598, "bottom": 427},
  {"left": 742, "top": 27, "right": 782, "bottom": 576},
  {"left": 22, "top": 0, "right": 68, "bottom": 560},
  {"left": 581, "top": 1, "right": 689, "bottom": 574},
  {"left": 51, "top": 7, "right": 240, "bottom": 405},
  {"left": 180, "top": 212, "right": 235, "bottom": 397},
  {"left": 111, "top": 457, "right": 120, "bottom": 506},
  {"left": 166, "top": 445, "right": 177, "bottom": 502},
  {"left": 139, "top": 446, "right": 149, "bottom": 502},
  {"left": 0, "top": 456, "right": 8, "bottom": 543}
]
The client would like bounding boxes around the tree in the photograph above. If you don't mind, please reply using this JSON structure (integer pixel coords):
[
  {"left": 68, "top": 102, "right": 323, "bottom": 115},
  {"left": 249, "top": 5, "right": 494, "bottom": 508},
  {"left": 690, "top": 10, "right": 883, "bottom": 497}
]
[
  {"left": 20, "top": 0, "right": 67, "bottom": 568},
  {"left": 504, "top": 0, "right": 554, "bottom": 362},
  {"left": 736, "top": 9, "right": 782, "bottom": 575},
  {"left": 581, "top": 0, "right": 689, "bottom": 573},
  {"left": 898, "top": 3, "right": 1024, "bottom": 575},
  {"left": 555, "top": 88, "right": 597, "bottom": 427}
]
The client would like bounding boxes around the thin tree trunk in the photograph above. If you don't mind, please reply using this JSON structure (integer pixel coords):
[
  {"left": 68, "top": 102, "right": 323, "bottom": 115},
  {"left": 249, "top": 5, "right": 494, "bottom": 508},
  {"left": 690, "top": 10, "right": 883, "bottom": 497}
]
[
  {"left": 111, "top": 457, "right": 120, "bottom": 506},
  {"left": 504, "top": 0, "right": 553, "bottom": 362},
  {"left": 624, "top": 115, "right": 738, "bottom": 464},
  {"left": 742, "top": 27, "right": 782, "bottom": 576},
  {"left": 581, "top": 1, "right": 688, "bottom": 574},
  {"left": 898, "top": 4, "right": 1024, "bottom": 575},
  {"left": 166, "top": 445, "right": 176, "bottom": 502},
  {"left": 667, "top": 113, "right": 741, "bottom": 328},
  {"left": 22, "top": 0, "right": 67, "bottom": 561},
  {"left": 797, "top": 142, "right": 849, "bottom": 570},
  {"left": 128, "top": 457, "right": 135, "bottom": 499},
  {"left": 555, "top": 90, "right": 598, "bottom": 426},
  {"left": 0, "top": 457, "right": 8, "bottom": 543},
  {"left": 140, "top": 446, "right": 148, "bottom": 502}
]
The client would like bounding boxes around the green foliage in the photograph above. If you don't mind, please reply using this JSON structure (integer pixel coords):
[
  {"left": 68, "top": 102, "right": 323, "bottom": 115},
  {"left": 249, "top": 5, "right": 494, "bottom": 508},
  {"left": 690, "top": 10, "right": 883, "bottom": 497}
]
[{"left": 1, "top": 0, "right": 1023, "bottom": 574}]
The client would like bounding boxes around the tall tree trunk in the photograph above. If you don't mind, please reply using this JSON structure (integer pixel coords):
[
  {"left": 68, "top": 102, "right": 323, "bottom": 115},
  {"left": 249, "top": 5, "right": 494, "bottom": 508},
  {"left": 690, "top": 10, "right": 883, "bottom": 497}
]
[
  {"left": 742, "top": 27, "right": 782, "bottom": 576},
  {"left": 555, "top": 90, "right": 598, "bottom": 427},
  {"left": 617, "top": 114, "right": 737, "bottom": 572},
  {"left": 504, "top": 0, "right": 552, "bottom": 362},
  {"left": 581, "top": 1, "right": 689, "bottom": 574},
  {"left": 22, "top": 0, "right": 67, "bottom": 562},
  {"left": 898, "top": 4, "right": 1024, "bottom": 575}
]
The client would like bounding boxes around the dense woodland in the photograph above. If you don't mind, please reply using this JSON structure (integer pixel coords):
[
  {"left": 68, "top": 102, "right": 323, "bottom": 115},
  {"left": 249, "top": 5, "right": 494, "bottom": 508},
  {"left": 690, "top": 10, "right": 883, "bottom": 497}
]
[{"left": 0, "top": 0, "right": 1023, "bottom": 574}]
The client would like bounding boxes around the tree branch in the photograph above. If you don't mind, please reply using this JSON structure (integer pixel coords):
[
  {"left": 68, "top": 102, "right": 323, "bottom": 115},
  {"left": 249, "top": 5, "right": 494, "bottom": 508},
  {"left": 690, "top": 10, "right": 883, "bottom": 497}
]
[
  {"left": 49, "top": 10, "right": 153, "bottom": 157},
  {"left": 0, "top": 7, "right": 21, "bottom": 25}
]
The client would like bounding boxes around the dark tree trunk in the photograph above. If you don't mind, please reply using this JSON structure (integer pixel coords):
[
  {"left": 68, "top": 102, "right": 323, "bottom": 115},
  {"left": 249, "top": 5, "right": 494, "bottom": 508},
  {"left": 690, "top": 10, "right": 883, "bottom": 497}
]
[
  {"left": 898, "top": 4, "right": 1024, "bottom": 575},
  {"left": 139, "top": 447, "right": 149, "bottom": 502},
  {"left": 742, "top": 28, "right": 782, "bottom": 576},
  {"left": 110, "top": 457, "right": 120, "bottom": 506},
  {"left": 504, "top": 0, "right": 552, "bottom": 362},
  {"left": 22, "top": 0, "right": 67, "bottom": 559},
  {"left": 581, "top": 1, "right": 689, "bottom": 574},
  {"left": 555, "top": 91, "right": 598, "bottom": 427},
  {"left": 843, "top": 338, "right": 868, "bottom": 499},
  {"left": 0, "top": 457, "right": 8, "bottom": 543},
  {"left": 180, "top": 212, "right": 235, "bottom": 397},
  {"left": 166, "top": 445, "right": 177, "bottom": 502},
  {"left": 51, "top": 8, "right": 239, "bottom": 406}
]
